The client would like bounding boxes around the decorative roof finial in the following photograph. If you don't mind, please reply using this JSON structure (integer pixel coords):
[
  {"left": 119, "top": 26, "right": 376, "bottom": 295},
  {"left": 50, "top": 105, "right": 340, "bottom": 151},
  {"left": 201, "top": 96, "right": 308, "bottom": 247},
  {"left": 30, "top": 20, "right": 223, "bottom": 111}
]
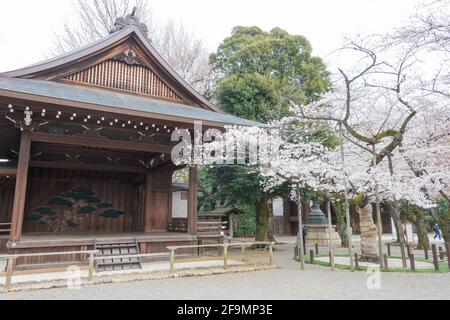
[{"left": 110, "top": 7, "right": 150, "bottom": 41}]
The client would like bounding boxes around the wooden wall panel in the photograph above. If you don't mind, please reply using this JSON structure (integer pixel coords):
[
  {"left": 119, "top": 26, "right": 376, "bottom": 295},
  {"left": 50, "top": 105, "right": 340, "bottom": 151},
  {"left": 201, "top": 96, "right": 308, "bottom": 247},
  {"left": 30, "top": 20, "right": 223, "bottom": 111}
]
[
  {"left": 23, "top": 179, "right": 137, "bottom": 235},
  {"left": 0, "top": 183, "right": 14, "bottom": 224},
  {"left": 132, "top": 184, "right": 146, "bottom": 232},
  {"left": 282, "top": 201, "right": 312, "bottom": 236},
  {"left": 152, "top": 193, "right": 170, "bottom": 231},
  {"left": 272, "top": 217, "right": 286, "bottom": 236},
  {"left": 65, "top": 60, "right": 184, "bottom": 102},
  {"left": 138, "top": 167, "right": 173, "bottom": 232},
  {"left": 4, "top": 165, "right": 174, "bottom": 237},
  {"left": 0, "top": 238, "right": 8, "bottom": 254},
  {"left": 153, "top": 167, "right": 173, "bottom": 190}
]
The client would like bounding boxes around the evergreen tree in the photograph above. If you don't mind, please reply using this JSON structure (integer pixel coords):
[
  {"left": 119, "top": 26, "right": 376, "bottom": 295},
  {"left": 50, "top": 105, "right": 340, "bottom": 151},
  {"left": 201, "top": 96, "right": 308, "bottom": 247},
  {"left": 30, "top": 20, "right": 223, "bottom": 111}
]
[{"left": 201, "top": 26, "right": 330, "bottom": 241}]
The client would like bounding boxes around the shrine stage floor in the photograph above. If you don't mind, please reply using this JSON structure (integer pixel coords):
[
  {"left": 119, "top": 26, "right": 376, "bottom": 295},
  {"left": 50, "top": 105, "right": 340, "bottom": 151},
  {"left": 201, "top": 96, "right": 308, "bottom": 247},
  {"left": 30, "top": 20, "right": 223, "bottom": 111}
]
[{"left": 6, "top": 232, "right": 196, "bottom": 249}]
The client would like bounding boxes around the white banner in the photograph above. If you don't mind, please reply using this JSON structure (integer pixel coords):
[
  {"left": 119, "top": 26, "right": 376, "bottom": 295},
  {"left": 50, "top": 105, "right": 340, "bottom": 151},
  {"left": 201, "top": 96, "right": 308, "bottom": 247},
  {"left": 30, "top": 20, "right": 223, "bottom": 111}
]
[{"left": 391, "top": 218, "right": 397, "bottom": 240}]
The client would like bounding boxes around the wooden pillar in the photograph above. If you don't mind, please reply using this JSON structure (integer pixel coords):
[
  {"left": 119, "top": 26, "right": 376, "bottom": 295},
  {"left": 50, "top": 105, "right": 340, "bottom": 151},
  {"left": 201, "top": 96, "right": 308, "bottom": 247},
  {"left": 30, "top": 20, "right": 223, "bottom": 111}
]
[
  {"left": 9, "top": 129, "right": 32, "bottom": 243},
  {"left": 229, "top": 214, "right": 234, "bottom": 239},
  {"left": 143, "top": 172, "right": 154, "bottom": 232},
  {"left": 188, "top": 166, "right": 198, "bottom": 236},
  {"left": 283, "top": 200, "right": 292, "bottom": 236}
]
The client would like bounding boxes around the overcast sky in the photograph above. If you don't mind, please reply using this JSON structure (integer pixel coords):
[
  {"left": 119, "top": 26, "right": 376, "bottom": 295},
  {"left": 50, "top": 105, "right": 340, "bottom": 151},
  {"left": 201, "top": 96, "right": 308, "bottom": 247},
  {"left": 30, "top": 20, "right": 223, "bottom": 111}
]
[{"left": 0, "top": 0, "right": 429, "bottom": 73}]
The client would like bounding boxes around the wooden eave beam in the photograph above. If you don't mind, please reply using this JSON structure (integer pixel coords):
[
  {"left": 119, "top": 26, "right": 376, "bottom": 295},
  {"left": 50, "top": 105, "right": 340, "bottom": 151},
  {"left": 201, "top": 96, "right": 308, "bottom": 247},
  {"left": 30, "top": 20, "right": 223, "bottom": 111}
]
[
  {"left": 0, "top": 91, "right": 227, "bottom": 129},
  {"left": 0, "top": 167, "right": 17, "bottom": 176},
  {"left": 31, "top": 132, "right": 173, "bottom": 155},
  {"left": 30, "top": 160, "right": 146, "bottom": 174},
  {"left": 31, "top": 143, "right": 149, "bottom": 162}
]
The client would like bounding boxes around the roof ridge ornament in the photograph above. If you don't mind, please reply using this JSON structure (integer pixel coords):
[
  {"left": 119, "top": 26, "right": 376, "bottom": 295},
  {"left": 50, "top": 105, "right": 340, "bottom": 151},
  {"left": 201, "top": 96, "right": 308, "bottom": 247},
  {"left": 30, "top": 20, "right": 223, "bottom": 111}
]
[{"left": 110, "top": 7, "right": 150, "bottom": 41}]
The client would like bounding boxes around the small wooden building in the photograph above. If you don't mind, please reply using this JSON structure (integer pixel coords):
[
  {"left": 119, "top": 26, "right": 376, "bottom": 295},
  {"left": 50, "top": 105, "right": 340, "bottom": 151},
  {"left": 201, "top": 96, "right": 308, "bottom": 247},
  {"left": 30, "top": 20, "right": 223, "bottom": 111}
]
[
  {"left": 0, "top": 15, "right": 258, "bottom": 269},
  {"left": 198, "top": 207, "right": 244, "bottom": 239},
  {"left": 272, "top": 199, "right": 312, "bottom": 236}
]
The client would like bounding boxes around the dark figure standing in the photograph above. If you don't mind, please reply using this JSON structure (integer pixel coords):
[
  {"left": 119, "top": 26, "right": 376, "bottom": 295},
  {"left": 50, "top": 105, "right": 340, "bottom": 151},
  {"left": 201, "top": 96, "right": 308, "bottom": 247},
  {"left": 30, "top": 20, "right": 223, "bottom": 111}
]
[
  {"left": 302, "top": 225, "right": 308, "bottom": 255},
  {"left": 434, "top": 223, "right": 442, "bottom": 241}
]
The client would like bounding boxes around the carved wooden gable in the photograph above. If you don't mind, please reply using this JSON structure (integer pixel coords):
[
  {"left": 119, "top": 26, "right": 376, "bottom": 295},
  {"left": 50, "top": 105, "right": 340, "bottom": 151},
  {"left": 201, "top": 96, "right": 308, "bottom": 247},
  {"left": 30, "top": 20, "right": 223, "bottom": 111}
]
[
  {"left": 64, "top": 49, "right": 183, "bottom": 102},
  {"left": 1, "top": 21, "right": 222, "bottom": 112}
]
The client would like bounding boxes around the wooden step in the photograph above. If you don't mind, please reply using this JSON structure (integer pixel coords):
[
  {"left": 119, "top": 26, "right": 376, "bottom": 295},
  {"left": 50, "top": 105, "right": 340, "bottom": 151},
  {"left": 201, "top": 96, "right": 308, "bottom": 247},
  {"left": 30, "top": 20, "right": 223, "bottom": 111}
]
[
  {"left": 97, "top": 259, "right": 141, "bottom": 267},
  {"left": 96, "top": 244, "right": 138, "bottom": 250},
  {"left": 95, "top": 239, "right": 142, "bottom": 273}
]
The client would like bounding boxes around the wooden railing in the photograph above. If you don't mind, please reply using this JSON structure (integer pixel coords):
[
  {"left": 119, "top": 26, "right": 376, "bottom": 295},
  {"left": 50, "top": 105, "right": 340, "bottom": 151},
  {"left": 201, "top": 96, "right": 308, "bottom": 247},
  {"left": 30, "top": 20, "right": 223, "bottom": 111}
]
[
  {"left": 0, "top": 250, "right": 98, "bottom": 291},
  {"left": 167, "top": 242, "right": 275, "bottom": 274},
  {"left": 0, "top": 242, "right": 276, "bottom": 291},
  {"left": 0, "top": 223, "right": 11, "bottom": 235},
  {"left": 93, "top": 252, "right": 170, "bottom": 268}
]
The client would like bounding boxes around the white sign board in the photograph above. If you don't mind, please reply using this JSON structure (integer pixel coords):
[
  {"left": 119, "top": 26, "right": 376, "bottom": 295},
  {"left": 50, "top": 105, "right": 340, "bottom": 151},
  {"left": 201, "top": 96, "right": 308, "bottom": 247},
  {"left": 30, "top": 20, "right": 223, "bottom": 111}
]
[
  {"left": 405, "top": 223, "right": 414, "bottom": 244},
  {"left": 391, "top": 218, "right": 397, "bottom": 240},
  {"left": 273, "top": 198, "right": 284, "bottom": 217}
]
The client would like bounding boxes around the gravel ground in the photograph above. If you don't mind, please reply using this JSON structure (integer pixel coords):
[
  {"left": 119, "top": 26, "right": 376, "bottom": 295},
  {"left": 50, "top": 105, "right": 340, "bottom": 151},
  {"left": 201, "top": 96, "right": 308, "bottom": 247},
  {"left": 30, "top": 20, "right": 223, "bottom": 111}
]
[{"left": 1, "top": 241, "right": 449, "bottom": 300}]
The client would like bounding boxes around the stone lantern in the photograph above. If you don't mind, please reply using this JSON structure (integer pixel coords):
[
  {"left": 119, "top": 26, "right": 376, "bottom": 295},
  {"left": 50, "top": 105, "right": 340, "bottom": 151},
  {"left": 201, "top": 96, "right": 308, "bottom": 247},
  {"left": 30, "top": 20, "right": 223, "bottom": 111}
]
[
  {"left": 305, "top": 203, "right": 341, "bottom": 248},
  {"left": 306, "top": 203, "right": 329, "bottom": 225}
]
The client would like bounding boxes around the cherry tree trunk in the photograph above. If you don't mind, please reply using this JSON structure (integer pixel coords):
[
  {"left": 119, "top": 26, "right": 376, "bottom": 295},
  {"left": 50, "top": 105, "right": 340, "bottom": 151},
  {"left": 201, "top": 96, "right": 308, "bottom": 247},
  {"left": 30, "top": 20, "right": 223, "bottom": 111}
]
[
  {"left": 415, "top": 210, "right": 430, "bottom": 250},
  {"left": 388, "top": 202, "right": 408, "bottom": 267},
  {"left": 442, "top": 207, "right": 450, "bottom": 243},
  {"left": 355, "top": 203, "right": 379, "bottom": 263},
  {"left": 333, "top": 201, "right": 349, "bottom": 247},
  {"left": 255, "top": 192, "right": 274, "bottom": 242}
]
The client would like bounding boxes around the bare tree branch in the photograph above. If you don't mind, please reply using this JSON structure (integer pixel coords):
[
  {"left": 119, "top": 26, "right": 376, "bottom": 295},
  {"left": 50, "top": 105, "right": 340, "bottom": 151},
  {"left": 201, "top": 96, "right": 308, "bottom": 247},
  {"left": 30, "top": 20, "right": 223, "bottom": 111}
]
[{"left": 53, "top": 0, "right": 212, "bottom": 93}]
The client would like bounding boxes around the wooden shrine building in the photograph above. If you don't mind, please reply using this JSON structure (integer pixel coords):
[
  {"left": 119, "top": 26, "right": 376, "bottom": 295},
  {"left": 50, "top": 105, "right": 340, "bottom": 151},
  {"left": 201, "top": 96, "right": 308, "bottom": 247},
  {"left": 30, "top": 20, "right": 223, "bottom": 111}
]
[{"left": 0, "top": 14, "right": 258, "bottom": 269}]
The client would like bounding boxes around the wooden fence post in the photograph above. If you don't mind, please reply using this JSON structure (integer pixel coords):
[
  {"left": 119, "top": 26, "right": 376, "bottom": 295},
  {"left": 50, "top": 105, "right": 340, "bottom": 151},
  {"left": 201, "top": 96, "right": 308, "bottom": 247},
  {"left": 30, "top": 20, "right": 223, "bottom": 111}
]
[
  {"left": 170, "top": 249, "right": 175, "bottom": 274},
  {"left": 445, "top": 242, "right": 450, "bottom": 270},
  {"left": 407, "top": 245, "right": 412, "bottom": 257},
  {"left": 387, "top": 243, "right": 391, "bottom": 257},
  {"left": 310, "top": 250, "right": 315, "bottom": 264},
  {"left": 439, "top": 247, "right": 444, "bottom": 261},
  {"left": 383, "top": 254, "right": 389, "bottom": 272},
  {"left": 88, "top": 254, "right": 95, "bottom": 283},
  {"left": 4, "top": 258, "right": 14, "bottom": 291},
  {"left": 269, "top": 243, "right": 274, "bottom": 266},
  {"left": 315, "top": 243, "right": 319, "bottom": 255},
  {"left": 424, "top": 246, "right": 429, "bottom": 260},
  {"left": 223, "top": 245, "right": 229, "bottom": 270},
  {"left": 354, "top": 253, "right": 359, "bottom": 269},
  {"left": 409, "top": 254, "right": 416, "bottom": 271},
  {"left": 432, "top": 244, "right": 439, "bottom": 271}
]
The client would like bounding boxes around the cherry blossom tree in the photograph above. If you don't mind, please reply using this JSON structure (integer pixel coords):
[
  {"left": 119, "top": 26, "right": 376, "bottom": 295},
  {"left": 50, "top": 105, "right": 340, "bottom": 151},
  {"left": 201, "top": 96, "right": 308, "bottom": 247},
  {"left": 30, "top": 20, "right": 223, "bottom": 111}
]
[
  {"left": 397, "top": 97, "right": 450, "bottom": 242},
  {"left": 197, "top": 31, "right": 448, "bottom": 264}
]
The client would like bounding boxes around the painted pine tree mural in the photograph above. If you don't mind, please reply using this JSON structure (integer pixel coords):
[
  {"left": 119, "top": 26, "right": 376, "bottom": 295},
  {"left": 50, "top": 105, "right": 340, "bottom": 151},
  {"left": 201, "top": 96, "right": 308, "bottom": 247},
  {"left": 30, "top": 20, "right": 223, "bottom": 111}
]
[{"left": 26, "top": 186, "right": 126, "bottom": 232}]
